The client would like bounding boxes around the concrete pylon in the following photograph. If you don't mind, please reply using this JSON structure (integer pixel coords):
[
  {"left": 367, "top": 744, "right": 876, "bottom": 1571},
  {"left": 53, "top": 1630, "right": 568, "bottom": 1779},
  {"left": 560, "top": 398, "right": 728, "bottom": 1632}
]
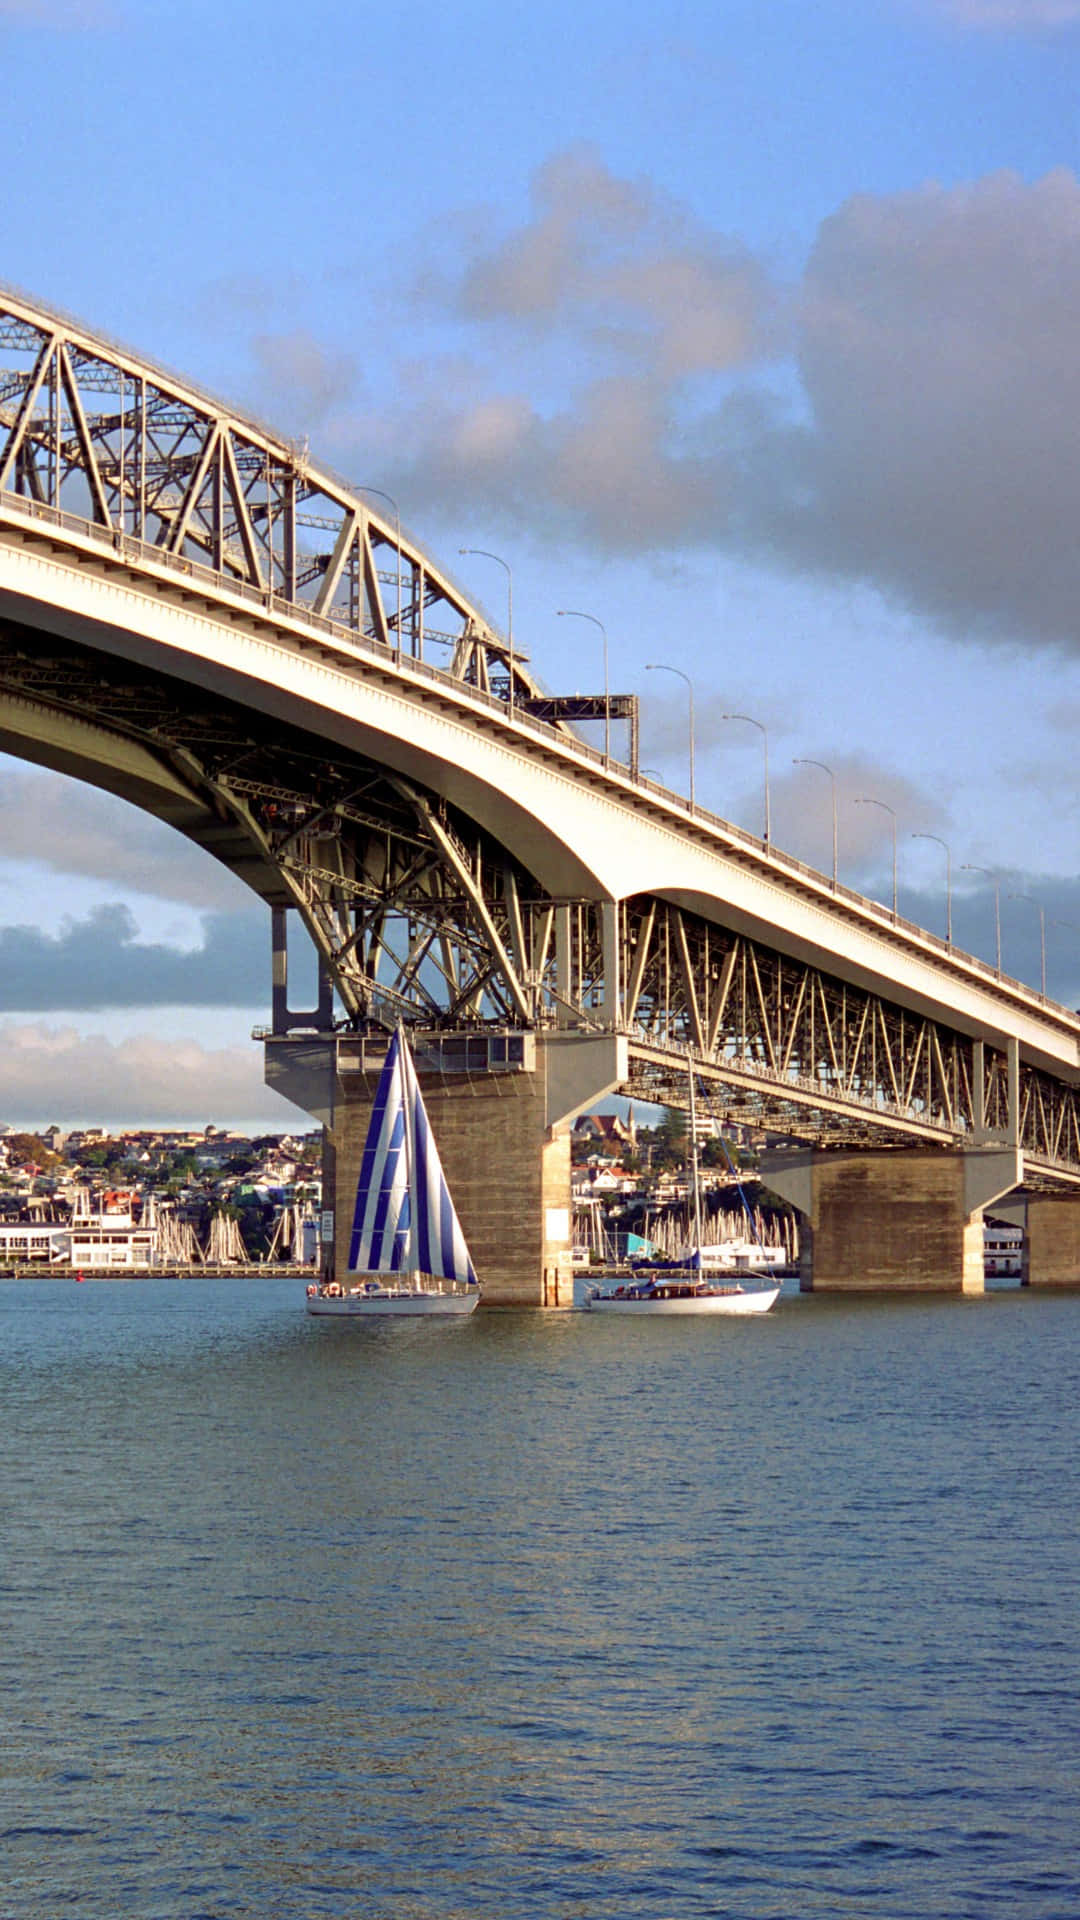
[
  {"left": 1017, "top": 1198, "right": 1080, "bottom": 1286},
  {"left": 762, "top": 1144, "right": 1023, "bottom": 1294},
  {"left": 265, "top": 1028, "right": 628, "bottom": 1308}
]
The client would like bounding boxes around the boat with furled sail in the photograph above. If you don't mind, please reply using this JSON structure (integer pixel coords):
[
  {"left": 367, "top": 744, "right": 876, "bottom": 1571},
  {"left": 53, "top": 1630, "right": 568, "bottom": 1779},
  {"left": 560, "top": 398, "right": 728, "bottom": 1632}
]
[
  {"left": 581, "top": 1273, "right": 779, "bottom": 1315},
  {"left": 306, "top": 1025, "right": 480, "bottom": 1318},
  {"left": 581, "top": 1058, "right": 779, "bottom": 1316}
]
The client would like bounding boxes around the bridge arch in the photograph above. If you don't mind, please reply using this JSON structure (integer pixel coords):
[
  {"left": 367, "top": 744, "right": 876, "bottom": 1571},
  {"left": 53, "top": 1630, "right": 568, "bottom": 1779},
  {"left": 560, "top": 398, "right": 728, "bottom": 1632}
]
[{"left": 3, "top": 282, "right": 1080, "bottom": 1205}]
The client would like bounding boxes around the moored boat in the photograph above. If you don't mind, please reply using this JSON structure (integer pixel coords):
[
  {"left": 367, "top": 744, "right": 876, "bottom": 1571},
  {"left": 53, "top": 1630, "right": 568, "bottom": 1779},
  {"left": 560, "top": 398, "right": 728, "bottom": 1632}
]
[
  {"left": 582, "top": 1274, "right": 780, "bottom": 1315},
  {"left": 581, "top": 1058, "right": 780, "bottom": 1315},
  {"left": 306, "top": 1025, "right": 480, "bottom": 1319}
]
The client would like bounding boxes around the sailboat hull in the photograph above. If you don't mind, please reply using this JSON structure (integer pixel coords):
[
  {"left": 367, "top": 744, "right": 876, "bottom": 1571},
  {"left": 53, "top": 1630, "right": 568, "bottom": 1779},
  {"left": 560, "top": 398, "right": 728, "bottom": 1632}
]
[
  {"left": 306, "top": 1285, "right": 478, "bottom": 1318},
  {"left": 582, "top": 1283, "right": 779, "bottom": 1316}
]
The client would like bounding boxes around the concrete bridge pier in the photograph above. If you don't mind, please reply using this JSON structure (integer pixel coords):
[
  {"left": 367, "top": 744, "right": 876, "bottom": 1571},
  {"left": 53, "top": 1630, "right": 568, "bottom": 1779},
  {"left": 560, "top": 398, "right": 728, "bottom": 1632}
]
[
  {"left": 762, "top": 1144, "right": 1023, "bottom": 1294},
  {"left": 264, "top": 1028, "right": 628, "bottom": 1308},
  {"left": 1024, "top": 1199, "right": 1080, "bottom": 1286},
  {"left": 989, "top": 1194, "right": 1080, "bottom": 1287}
]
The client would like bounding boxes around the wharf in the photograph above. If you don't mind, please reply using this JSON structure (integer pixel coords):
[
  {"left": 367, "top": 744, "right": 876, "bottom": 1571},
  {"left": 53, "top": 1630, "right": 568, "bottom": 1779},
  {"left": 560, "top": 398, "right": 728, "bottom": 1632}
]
[{"left": 0, "top": 1263, "right": 314, "bottom": 1280}]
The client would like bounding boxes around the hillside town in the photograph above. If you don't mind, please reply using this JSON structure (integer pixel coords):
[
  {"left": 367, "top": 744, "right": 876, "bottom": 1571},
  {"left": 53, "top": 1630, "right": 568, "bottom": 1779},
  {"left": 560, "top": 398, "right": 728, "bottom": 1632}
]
[
  {"left": 0, "top": 1122, "right": 323, "bottom": 1271},
  {"left": 0, "top": 1107, "right": 800, "bottom": 1275},
  {"left": 568, "top": 1108, "right": 798, "bottom": 1268}
]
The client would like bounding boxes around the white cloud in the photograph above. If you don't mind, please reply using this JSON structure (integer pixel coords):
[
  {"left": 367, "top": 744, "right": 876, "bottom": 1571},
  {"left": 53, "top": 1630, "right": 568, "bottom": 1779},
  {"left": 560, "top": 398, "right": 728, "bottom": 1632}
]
[
  {"left": 453, "top": 145, "right": 768, "bottom": 379},
  {"left": 0, "top": 1022, "right": 301, "bottom": 1129},
  {"left": 743, "top": 169, "right": 1080, "bottom": 649},
  {"left": 251, "top": 156, "right": 1080, "bottom": 657},
  {"left": 285, "top": 146, "right": 776, "bottom": 552}
]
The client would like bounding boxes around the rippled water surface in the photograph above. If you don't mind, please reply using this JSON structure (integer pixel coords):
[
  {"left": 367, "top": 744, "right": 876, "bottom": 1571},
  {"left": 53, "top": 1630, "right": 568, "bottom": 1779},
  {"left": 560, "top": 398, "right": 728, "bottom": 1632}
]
[{"left": 2, "top": 1276, "right": 1079, "bottom": 1918}]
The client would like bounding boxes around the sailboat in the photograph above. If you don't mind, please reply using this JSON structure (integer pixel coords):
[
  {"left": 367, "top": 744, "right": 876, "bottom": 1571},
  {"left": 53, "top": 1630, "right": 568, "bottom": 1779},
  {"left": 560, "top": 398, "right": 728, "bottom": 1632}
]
[
  {"left": 582, "top": 1063, "right": 780, "bottom": 1316},
  {"left": 305, "top": 1025, "right": 480, "bottom": 1318}
]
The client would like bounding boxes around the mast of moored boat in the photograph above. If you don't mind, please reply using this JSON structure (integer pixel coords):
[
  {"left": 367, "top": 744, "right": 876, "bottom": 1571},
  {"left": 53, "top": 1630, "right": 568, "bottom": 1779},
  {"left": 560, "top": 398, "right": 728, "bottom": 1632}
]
[{"left": 688, "top": 1059, "right": 704, "bottom": 1264}]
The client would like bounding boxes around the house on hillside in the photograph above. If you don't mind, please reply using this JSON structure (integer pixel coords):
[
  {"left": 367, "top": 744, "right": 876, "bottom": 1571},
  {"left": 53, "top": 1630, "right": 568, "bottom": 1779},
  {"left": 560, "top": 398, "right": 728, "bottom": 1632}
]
[{"left": 572, "top": 1110, "right": 637, "bottom": 1152}]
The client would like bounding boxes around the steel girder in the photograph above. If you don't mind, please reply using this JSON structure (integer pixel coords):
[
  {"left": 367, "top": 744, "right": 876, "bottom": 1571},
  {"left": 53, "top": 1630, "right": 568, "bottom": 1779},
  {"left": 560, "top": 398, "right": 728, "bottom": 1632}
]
[{"left": 3, "top": 614, "right": 1080, "bottom": 1171}]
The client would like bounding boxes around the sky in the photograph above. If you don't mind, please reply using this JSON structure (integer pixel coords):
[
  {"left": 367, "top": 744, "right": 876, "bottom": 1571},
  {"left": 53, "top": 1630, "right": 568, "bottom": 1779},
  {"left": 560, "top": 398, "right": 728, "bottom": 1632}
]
[{"left": 3, "top": 0, "right": 1080, "bottom": 1127}]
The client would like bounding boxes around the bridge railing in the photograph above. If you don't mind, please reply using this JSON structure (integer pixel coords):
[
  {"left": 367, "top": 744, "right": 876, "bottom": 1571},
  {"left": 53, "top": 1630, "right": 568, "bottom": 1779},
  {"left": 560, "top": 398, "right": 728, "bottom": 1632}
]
[{"left": 0, "top": 485, "right": 1065, "bottom": 1024}]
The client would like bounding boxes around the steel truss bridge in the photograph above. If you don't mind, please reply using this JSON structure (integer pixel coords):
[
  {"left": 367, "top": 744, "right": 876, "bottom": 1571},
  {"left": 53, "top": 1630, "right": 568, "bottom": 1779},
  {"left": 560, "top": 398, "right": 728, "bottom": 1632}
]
[{"left": 1, "top": 282, "right": 1079, "bottom": 1184}]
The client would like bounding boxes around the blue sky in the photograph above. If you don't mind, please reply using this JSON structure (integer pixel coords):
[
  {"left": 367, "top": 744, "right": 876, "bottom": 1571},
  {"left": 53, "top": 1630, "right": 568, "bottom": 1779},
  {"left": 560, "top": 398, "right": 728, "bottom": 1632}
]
[{"left": 3, "top": 0, "right": 1080, "bottom": 1126}]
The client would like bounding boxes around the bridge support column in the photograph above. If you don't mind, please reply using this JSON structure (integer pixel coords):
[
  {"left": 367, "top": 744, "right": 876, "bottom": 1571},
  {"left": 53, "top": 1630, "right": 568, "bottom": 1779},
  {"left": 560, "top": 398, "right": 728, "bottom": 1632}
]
[
  {"left": 264, "top": 1028, "right": 627, "bottom": 1307},
  {"left": 1022, "top": 1199, "right": 1080, "bottom": 1287},
  {"left": 762, "top": 1144, "right": 1022, "bottom": 1293}
]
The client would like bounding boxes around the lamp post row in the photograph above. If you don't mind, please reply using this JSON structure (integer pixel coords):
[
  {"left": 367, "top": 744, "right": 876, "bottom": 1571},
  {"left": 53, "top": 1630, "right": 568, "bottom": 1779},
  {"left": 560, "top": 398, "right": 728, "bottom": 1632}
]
[{"left": 364, "top": 527, "right": 1050, "bottom": 996}]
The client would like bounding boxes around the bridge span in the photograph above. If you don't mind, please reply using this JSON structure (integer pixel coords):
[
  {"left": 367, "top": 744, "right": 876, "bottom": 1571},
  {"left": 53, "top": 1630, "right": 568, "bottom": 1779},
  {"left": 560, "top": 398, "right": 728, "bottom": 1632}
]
[{"left": 2, "top": 283, "right": 1079, "bottom": 1300}]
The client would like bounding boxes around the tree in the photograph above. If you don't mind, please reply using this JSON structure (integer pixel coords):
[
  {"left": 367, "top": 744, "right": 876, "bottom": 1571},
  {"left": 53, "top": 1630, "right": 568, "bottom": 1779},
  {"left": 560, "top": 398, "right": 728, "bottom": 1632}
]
[
  {"left": 651, "top": 1108, "right": 688, "bottom": 1169},
  {"left": 3, "top": 1132, "right": 61, "bottom": 1170}
]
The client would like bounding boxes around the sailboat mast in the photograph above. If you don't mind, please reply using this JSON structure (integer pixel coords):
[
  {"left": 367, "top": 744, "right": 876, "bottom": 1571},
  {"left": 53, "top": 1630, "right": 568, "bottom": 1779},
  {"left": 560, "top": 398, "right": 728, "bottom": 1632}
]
[{"left": 689, "top": 1060, "right": 704, "bottom": 1258}]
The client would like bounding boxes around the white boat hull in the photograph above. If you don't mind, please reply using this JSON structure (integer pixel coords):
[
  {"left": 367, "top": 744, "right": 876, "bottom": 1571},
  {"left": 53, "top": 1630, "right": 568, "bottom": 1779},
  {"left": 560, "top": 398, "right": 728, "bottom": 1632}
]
[
  {"left": 582, "top": 1283, "right": 779, "bottom": 1316},
  {"left": 306, "top": 1285, "right": 478, "bottom": 1318}
]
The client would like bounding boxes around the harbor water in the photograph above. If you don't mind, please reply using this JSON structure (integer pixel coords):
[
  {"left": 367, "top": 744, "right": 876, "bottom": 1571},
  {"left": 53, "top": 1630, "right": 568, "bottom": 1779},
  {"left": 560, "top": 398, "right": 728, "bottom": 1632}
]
[{"left": 2, "top": 1275, "right": 1078, "bottom": 1918}]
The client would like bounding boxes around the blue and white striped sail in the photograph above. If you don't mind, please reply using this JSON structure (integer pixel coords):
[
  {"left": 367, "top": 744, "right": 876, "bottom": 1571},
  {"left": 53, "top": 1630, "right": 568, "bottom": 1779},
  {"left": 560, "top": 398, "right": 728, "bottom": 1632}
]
[{"left": 347, "top": 1026, "right": 478, "bottom": 1288}]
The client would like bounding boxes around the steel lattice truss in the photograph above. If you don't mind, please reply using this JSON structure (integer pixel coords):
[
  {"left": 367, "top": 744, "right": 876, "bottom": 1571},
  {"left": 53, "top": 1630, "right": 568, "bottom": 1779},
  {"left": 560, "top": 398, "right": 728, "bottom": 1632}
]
[
  {"left": 4, "top": 615, "right": 1080, "bottom": 1171},
  {"left": 2, "top": 288, "right": 1079, "bottom": 1175},
  {"left": 0, "top": 287, "right": 542, "bottom": 703}
]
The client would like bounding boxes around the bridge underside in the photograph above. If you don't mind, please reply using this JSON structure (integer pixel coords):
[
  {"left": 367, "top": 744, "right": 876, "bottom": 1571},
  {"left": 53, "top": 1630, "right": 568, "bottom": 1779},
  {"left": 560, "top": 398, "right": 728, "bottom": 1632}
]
[{"left": 6, "top": 609, "right": 1080, "bottom": 1183}]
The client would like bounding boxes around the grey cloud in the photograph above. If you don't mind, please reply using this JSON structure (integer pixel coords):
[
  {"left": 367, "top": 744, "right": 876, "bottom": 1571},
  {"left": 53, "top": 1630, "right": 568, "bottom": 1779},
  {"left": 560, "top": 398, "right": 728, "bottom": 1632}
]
[
  {"left": 773, "top": 759, "right": 941, "bottom": 873},
  {"left": 250, "top": 329, "right": 361, "bottom": 437},
  {"left": 389, "top": 368, "right": 735, "bottom": 552},
  {"left": 262, "top": 157, "right": 1080, "bottom": 659},
  {"left": 0, "top": 903, "right": 267, "bottom": 1010},
  {"left": 737, "top": 170, "right": 1080, "bottom": 650},
  {"left": 375, "top": 146, "right": 773, "bottom": 549},
  {"left": 924, "top": 872, "right": 1080, "bottom": 1004},
  {"left": 0, "top": 762, "right": 253, "bottom": 910}
]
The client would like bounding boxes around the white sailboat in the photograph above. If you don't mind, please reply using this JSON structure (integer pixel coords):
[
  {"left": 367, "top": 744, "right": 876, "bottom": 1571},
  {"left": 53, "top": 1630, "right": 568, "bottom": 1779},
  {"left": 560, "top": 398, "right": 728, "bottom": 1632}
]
[
  {"left": 582, "top": 1063, "right": 780, "bottom": 1316},
  {"left": 306, "top": 1025, "right": 480, "bottom": 1318}
]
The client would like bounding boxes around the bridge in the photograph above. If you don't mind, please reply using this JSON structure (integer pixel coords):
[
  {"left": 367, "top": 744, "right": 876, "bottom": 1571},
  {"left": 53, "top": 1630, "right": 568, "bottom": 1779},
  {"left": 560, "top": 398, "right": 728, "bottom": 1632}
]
[{"left": 1, "top": 283, "right": 1078, "bottom": 1301}]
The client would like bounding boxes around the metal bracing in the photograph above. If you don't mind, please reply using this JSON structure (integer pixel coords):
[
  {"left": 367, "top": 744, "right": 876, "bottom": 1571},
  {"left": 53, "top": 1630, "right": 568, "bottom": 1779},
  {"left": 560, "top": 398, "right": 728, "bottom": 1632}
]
[
  {"left": 0, "top": 288, "right": 547, "bottom": 706},
  {"left": 4, "top": 287, "right": 1080, "bottom": 1181},
  {"left": 5, "top": 606, "right": 1080, "bottom": 1170}
]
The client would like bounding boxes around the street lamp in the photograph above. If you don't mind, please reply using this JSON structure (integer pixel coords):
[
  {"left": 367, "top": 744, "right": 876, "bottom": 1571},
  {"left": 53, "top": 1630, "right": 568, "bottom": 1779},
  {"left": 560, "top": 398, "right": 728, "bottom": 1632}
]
[
  {"left": 912, "top": 832, "right": 952, "bottom": 946},
  {"left": 557, "top": 609, "right": 610, "bottom": 762},
  {"left": 723, "top": 713, "right": 771, "bottom": 846},
  {"left": 645, "top": 663, "right": 695, "bottom": 812},
  {"left": 1009, "top": 891, "right": 1047, "bottom": 996},
  {"left": 355, "top": 484, "right": 402, "bottom": 664},
  {"left": 855, "top": 796, "right": 898, "bottom": 919},
  {"left": 458, "top": 547, "right": 514, "bottom": 719},
  {"left": 961, "top": 865, "right": 1002, "bottom": 974},
  {"left": 793, "top": 757, "right": 837, "bottom": 888}
]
